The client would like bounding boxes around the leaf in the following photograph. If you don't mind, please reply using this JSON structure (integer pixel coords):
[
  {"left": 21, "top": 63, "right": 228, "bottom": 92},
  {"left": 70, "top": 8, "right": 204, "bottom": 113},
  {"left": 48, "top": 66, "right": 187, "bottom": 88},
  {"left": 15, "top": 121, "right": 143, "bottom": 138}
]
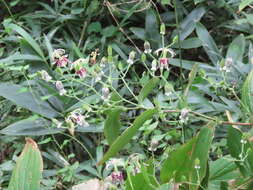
[
  {"left": 194, "top": 0, "right": 205, "bottom": 4},
  {"left": 226, "top": 111, "right": 253, "bottom": 176},
  {"left": 209, "top": 157, "right": 238, "bottom": 181},
  {"left": 172, "top": 7, "right": 206, "bottom": 41},
  {"left": 138, "top": 77, "right": 159, "bottom": 103},
  {"left": 183, "top": 63, "right": 199, "bottom": 98},
  {"left": 98, "top": 108, "right": 158, "bottom": 165},
  {"left": 145, "top": 9, "right": 160, "bottom": 44},
  {"left": 0, "top": 117, "right": 64, "bottom": 136},
  {"left": 8, "top": 24, "right": 45, "bottom": 60},
  {"left": 196, "top": 22, "right": 221, "bottom": 64},
  {"left": 239, "top": 0, "right": 253, "bottom": 11},
  {"left": 8, "top": 138, "right": 43, "bottom": 190},
  {"left": 104, "top": 109, "right": 122, "bottom": 145},
  {"left": 130, "top": 27, "right": 145, "bottom": 40},
  {"left": 172, "top": 37, "right": 202, "bottom": 49},
  {"left": 0, "top": 83, "right": 59, "bottom": 118},
  {"left": 161, "top": 122, "right": 215, "bottom": 189},
  {"left": 226, "top": 34, "right": 245, "bottom": 63}
]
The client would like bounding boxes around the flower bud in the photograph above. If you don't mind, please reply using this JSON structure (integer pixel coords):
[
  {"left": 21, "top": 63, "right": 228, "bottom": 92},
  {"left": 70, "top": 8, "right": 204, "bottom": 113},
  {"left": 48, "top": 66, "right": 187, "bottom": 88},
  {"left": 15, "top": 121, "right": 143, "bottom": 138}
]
[
  {"left": 160, "top": 23, "right": 166, "bottom": 35},
  {"left": 144, "top": 41, "right": 152, "bottom": 54},
  {"left": 141, "top": 53, "right": 146, "bottom": 62},
  {"left": 151, "top": 60, "right": 157, "bottom": 71}
]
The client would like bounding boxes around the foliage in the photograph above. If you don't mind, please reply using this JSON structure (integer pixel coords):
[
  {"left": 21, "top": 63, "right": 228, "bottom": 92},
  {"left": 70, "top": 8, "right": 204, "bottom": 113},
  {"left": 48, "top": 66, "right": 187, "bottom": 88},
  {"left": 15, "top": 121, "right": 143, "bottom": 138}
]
[{"left": 1, "top": 0, "right": 253, "bottom": 189}]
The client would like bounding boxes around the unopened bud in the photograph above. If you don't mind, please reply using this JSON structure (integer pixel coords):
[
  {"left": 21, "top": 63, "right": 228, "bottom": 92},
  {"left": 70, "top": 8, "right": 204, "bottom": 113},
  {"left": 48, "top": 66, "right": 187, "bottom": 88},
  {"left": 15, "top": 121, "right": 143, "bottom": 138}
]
[{"left": 160, "top": 23, "right": 166, "bottom": 35}]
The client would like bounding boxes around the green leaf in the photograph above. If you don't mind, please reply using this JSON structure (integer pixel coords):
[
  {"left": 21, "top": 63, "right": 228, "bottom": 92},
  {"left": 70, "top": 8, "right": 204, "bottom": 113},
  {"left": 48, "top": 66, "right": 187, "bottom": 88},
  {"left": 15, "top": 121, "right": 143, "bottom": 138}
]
[
  {"left": 183, "top": 63, "right": 199, "bottom": 98},
  {"left": 0, "top": 83, "right": 59, "bottom": 118},
  {"left": 194, "top": 0, "right": 205, "bottom": 4},
  {"left": 145, "top": 9, "right": 160, "bottom": 44},
  {"left": 130, "top": 27, "right": 146, "bottom": 40},
  {"left": 138, "top": 77, "right": 159, "bottom": 103},
  {"left": 196, "top": 22, "right": 221, "bottom": 64},
  {"left": 226, "top": 34, "right": 245, "bottom": 63},
  {"left": 8, "top": 138, "right": 43, "bottom": 190},
  {"left": 172, "top": 7, "right": 206, "bottom": 41},
  {"left": 0, "top": 117, "right": 64, "bottom": 136},
  {"left": 209, "top": 157, "right": 238, "bottom": 181},
  {"left": 98, "top": 108, "right": 158, "bottom": 165},
  {"left": 239, "top": 0, "right": 253, "bottom": 11},
  {"left": 172, "top": 37, "right": 202, "bottom": 49},
  {"left": 104, "top": 109, "right": 122, "bottom": 145},
  {"left": 8, "top": 24, "right": 45, "bottom": 61},
  {"left": 161, "top": 122, "right": 215, "bottom": 189}
]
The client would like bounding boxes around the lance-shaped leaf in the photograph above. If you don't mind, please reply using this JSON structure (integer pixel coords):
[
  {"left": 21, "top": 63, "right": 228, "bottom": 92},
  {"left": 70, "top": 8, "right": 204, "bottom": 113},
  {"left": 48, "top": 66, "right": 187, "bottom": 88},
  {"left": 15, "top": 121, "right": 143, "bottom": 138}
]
[
  {"left": 161, "top": 122, "right": 215, "bottom": 190},
  {"left": 138, "top": 77, "right": 159, "bottom": 103},
  {"left": 8, "top": 138, "right": 43, "bottom": 190},
  {"left": 104, "top": 92, "right": 123, "bottom": 145},
  {"left": 196, "top": 22, "right": 221, "bottom": 65},
  {"left": 8, "top": 24, "right": 45, "bottom": 60},
  {"left": 99, "top": 108, "right": 158, "bottom": 165},
  {"left": 104, "top": 109, "right": 122, "bottom": 145},
  {"left": 0, "top": 83, "right": 59, "bottom": 118},
  {"left": 0, "top": 117, "right": 64, "bottom": 136}
]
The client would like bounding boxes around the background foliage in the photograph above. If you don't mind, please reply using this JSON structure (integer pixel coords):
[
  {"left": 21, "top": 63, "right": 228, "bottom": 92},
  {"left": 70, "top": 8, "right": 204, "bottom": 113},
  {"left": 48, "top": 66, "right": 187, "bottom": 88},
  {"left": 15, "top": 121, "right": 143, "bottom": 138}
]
[{"left": 1, "top": 0, "right": 253, "bottom": 189}]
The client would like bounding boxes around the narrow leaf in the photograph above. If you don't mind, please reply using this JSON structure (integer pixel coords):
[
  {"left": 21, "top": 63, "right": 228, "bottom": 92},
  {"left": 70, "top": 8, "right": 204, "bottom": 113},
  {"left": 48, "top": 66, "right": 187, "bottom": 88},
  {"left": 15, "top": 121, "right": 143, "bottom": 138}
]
[
  {"left": 196, "top": 22, "right": 221, "bottom": 64},
  {"left": 239, "top": 0, "right": 253, "bottom": 11},
  {"left": 8, "top": 24, "right": 45, "bottom": 60}
]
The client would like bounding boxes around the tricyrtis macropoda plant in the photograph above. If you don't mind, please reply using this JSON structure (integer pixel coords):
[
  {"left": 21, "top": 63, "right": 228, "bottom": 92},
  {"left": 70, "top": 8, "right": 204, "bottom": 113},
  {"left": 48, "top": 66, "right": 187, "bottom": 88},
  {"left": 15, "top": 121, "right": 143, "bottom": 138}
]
[{"left": 2, "top": 1, "right": 253, "bottom": 188}]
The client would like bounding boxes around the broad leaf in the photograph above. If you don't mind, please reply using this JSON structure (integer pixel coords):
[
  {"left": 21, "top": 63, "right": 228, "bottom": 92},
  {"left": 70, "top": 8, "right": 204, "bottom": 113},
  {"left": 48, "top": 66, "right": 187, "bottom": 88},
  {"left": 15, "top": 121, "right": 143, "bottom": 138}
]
[
  {"left": 8, "top": 138, "right": 43, "bottom": 190},
  {"left": 0, "top": 117, "right": 64, "bottom": 136},
  {"left": 161, "top": 122, "right": 215, "bottom": 190},
  {"left": 226, "top": 34, "right": 245, "bottom": 63},
  {"left": 0, "top": 83, "right": 59, "bottom": 118},
  {"left": 98, "top": 108, "right": 158, "bottom": 165},
  {"left": 104, "top": 109, "right": 122, "bottom": 145}
]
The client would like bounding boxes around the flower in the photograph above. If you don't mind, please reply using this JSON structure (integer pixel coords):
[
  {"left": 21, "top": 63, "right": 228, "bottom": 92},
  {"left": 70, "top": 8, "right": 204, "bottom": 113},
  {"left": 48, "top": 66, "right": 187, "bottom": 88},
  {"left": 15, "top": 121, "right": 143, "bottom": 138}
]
[
  {"left": 179, "top": 108, "right": 190, "bottom": 123},
  {"left": 100, "top": 57, "right": 107, "bottom": 68},
  {"left": 101, "top": 87, "right": 110, "bottom": 100},
  {"left": 39, "top": 70, "right": 52, "bottom": 82},
  {"left": 151, "top": 60, "right": 157, "bottom": 71},
  {"left": 52, "top": 49, "right": 65, "bottom": 60},
  {"left": 106, "top": 158, "right": 125, "bottom": 170},
  {"left": 111, "top": 171, "right": 124, "bottom": 184},
  {"left": 76, "top": 68, "right": 87, "bottom": 78},
  {"left": 221, "top": 57, "right": 233, "bottom": 72},
  {"left": 56, "top": 56, "right": 69, "bottom": 67},
  {"left": 155, "top": 48, "right": 176, "bottom": 58},
  {"left": 67, "top": 110, "right": 89, "bottom": 127},
  {"left": 159, "top": 58, "right": 169, "bottom": 70},
  {"left": 144, "top": 41, "right": 152, "bottom": 54},
  {"left": 127, "top": 51, "right": 136, "bottom": 65},
  {"left": 52, "top": 49, "right": 69, "bottom": 67},
  {"left": 55, "top": 81, "right": 67, "bottom": 96},
  {"left": 148, "top": 139, "right": 159, "bottom": 152}
]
